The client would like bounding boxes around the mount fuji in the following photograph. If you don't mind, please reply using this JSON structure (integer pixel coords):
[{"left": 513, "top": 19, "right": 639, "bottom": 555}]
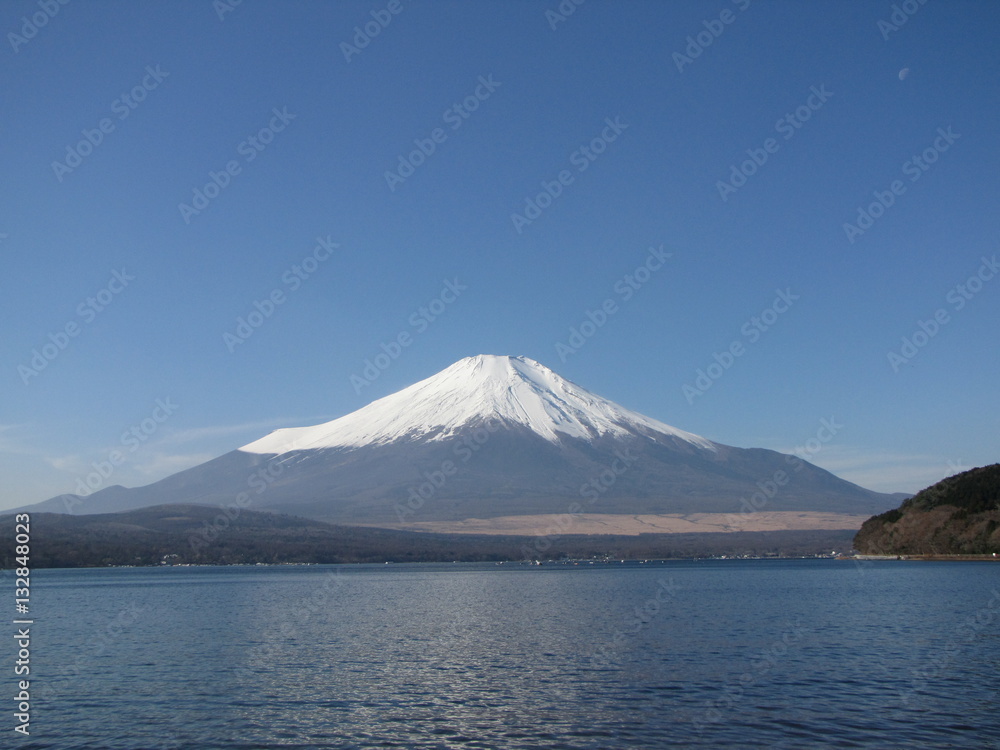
[{"left": 18, "top": 355, "right": 899, "bottom": 529}]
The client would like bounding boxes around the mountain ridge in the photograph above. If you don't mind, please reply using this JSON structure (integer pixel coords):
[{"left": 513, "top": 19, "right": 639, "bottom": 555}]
[
  {"left": 241, "top": 354, "right": 716, "bottom": 453},
  {"left": 13, "top": 354, "right": 900, "bottom": 528}
]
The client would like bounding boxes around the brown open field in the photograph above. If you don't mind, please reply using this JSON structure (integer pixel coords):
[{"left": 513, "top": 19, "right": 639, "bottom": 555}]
[{"left": 380, "top": 511, "right": 872, "bottom": 536}]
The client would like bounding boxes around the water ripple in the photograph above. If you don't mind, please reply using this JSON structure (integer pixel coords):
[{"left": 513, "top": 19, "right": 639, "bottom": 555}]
[{"left": 27, "top": 561, "right": 1000, "bottom": 749}]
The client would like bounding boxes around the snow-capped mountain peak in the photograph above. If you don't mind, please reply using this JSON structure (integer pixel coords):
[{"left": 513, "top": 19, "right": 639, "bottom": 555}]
[{"left": 240, "top": 354, "right": 716, "bottom": 454}]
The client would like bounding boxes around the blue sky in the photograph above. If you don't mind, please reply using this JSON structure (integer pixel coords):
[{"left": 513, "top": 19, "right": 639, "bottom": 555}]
[{"left": 2, "top": 0, "right": 998, "bottom": 511}]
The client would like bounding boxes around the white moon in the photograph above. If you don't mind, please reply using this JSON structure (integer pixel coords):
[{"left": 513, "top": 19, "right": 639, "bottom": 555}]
[{"left": 899, "top": 67, "right": 910, "bottom": 80}]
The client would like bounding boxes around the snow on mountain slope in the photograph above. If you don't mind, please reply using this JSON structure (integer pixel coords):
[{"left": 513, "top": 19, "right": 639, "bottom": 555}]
[{"left": 240, "top": 354, "right": 717, "bottom": 455}]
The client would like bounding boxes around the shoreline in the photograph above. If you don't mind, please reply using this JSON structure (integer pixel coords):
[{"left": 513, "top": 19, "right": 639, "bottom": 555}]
[{"left": 842, "top": 554, "right": 999, "bottom": 562}]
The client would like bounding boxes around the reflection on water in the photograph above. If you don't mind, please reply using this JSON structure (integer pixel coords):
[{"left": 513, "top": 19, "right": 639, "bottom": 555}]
[{"left": 27, "top": 560, "right": 1000, "bottom": 748}]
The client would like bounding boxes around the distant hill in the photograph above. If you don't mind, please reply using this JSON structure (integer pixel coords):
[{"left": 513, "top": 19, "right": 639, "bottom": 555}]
[
  {"left": 1, "top": 504, "right": 855, "bottom": 567},
  {"left": 854, "top": 464, "right": 1000, "bottom": 555}
]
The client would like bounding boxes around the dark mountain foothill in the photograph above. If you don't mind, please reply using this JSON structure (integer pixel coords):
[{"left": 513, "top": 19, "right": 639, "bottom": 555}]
[
  {"left": 0, "top": 504, "right": 857, "bottom": 568},
  {"left": 854, "top": 464, "right": 1000, "bottom": 555}
]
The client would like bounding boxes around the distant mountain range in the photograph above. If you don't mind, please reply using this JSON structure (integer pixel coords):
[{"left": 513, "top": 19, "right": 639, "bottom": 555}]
[{"left": 14, "top": 355, "right": 900, "bottom": 529}]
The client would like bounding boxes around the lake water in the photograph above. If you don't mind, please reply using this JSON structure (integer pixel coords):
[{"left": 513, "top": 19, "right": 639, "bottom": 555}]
[{"left": 18, "top": 560, "right": 1000, "bottom": 749}]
